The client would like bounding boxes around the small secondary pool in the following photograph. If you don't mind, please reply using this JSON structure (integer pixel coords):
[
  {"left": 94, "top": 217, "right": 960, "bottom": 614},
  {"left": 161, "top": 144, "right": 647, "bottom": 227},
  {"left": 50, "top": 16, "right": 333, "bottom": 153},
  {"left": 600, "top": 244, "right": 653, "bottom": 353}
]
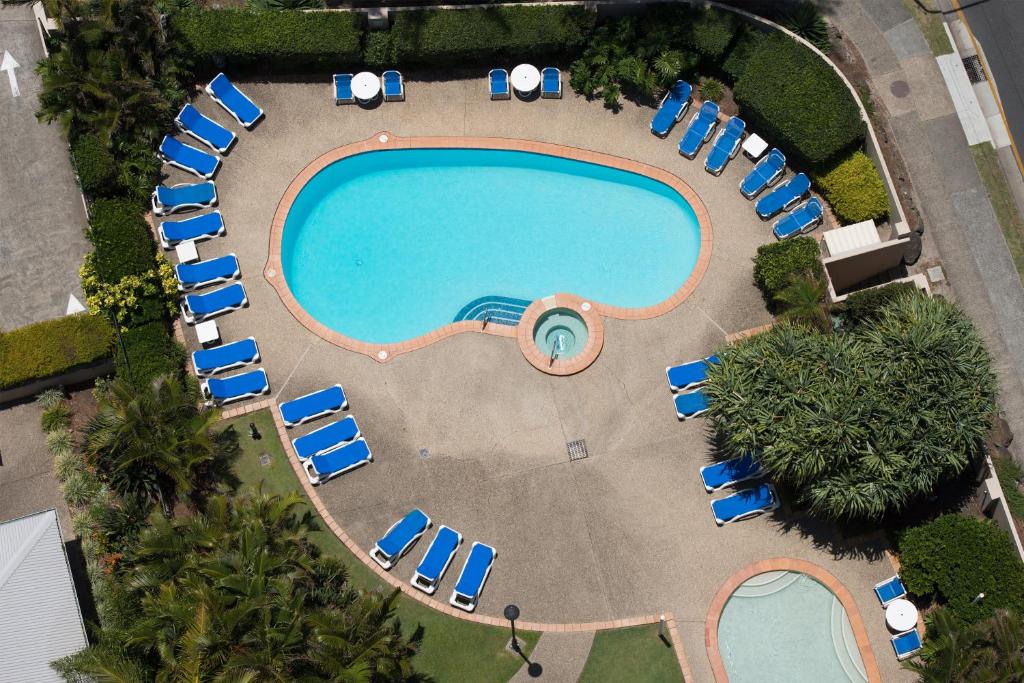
[
  {"left": 718, "top": 571, "right": 868, "bottom": 683},
  {"left": 281, "top": 148, "right": 701, "bottom": 344}
]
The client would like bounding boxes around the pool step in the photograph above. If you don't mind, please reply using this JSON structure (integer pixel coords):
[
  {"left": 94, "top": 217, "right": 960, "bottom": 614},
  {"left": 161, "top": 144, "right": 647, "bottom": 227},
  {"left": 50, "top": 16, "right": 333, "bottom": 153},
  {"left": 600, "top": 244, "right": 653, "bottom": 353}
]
[{"left": 453, "top": 295, "right": 533, "bottom": 326}]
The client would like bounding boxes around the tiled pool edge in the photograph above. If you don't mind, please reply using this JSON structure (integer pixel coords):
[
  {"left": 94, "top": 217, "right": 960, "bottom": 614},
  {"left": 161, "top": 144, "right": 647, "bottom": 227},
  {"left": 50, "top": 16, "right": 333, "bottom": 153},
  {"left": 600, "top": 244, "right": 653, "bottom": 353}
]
[
  {"left": 704, "top": 558, "right": 882, "bottom": 683},
  {"left": 264, "top": 131, "right": 713, "bottom": 364}
]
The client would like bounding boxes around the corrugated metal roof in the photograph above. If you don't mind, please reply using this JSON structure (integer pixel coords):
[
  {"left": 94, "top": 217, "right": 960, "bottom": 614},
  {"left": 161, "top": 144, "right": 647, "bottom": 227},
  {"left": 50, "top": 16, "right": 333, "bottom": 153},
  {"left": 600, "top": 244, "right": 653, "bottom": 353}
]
[{"left": 0, "top": 509, "right": 89, "bottom": 682}]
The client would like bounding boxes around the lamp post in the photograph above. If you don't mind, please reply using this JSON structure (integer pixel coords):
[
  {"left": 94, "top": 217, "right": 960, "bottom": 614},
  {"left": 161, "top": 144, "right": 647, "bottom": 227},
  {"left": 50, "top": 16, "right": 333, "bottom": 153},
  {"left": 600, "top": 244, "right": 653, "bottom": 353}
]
[
  {"left": 108, "top": 309, "right": 132, "bottom": 382},
  {"left": 504, "top": 604, "right": 521, "bottom": 653}
]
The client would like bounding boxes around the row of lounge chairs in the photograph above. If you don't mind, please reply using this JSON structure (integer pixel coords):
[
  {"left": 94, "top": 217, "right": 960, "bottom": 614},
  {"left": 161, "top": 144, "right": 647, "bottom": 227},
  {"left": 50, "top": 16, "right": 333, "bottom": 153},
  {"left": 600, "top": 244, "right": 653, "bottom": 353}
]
[
  {"left": 489, "top": 67, "right": 562, "bottom": 99},
  {"left": 334, "top": 70, "right": 405, "bottom": 104},
  {"left": 370, "top": 509, "right": 496, "bottom": 612},
  {"left": 276, "top": 385, "right": 372, "bottom": 485},
  {"left": 666, "top": 355, "right": 716, "bottom": 420}
]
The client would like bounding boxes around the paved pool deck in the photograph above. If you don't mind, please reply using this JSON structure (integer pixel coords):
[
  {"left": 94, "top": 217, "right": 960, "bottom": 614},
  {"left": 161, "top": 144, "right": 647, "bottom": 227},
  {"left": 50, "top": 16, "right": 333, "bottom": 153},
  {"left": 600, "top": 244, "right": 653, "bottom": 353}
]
[{"left": 170, "top": 78, "right": 910, "bottom": 682}]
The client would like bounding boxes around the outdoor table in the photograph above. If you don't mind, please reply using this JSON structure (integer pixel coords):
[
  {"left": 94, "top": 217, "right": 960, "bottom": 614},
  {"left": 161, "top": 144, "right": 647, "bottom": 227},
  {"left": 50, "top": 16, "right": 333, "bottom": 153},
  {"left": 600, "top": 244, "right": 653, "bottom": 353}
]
[
  {"left": 175, "top": 239, "right": 199, "bottom": 264},
  {"left": 195, "top": 320, "right": 221, "bottom": 347},
  {"left": 352, "top": 72, "right": 381, "bottom": 102},
  {"left": 742, "top": 133, "right": 769, "bottom": 161},
  {"left": 510, "top": 64, "right": 541, "bottom": 94},
  {"left": 885, "top": 598, "right": 919, "bottom": 632}
]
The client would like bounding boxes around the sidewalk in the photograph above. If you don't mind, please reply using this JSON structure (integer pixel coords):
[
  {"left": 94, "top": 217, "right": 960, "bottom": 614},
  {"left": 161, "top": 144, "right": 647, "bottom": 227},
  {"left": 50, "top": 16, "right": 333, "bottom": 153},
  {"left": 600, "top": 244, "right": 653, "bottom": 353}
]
[{"left": 509, "top": 631, "right": 595, "bottom": 682}]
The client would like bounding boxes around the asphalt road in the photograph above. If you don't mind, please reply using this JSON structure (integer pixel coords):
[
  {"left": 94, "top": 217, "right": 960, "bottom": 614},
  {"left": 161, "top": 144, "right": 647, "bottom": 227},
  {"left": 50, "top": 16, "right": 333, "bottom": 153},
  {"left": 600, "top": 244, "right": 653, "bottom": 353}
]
[{"left": 958, "top": 0, "right": 1024, "bottom": 155}]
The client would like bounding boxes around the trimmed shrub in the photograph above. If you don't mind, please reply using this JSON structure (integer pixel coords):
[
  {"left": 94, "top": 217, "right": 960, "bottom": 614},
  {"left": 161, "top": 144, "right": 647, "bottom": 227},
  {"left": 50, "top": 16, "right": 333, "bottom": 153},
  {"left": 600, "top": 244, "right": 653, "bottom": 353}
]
[
  {"left": 699, "top": 77, "right": 725, "bottom": 103},
  {"left": 117, "top": 322, "right": 186, "bottom": 386},
  {"left": 838, "top": 281, "right": 916, "bottom": 328},
  {"left": 81, "top": 253, "right": 178, "bottom": 325},
  {"left": 369, "top": 6, "right": 594, "bottom": 68},
  {"left": 0, "top": 314, "right": 113, "bottom": 390},
  {"left": 752, "top": 237, "right": 822, "bottom": 305},
  {"left": 88, "top": 199, "right": 156, "bottom": 284},
  {"left": 899, "top": 514, "right": 1024, "bottom": 624},
  {"left": 171, "top": 9, "right": 363, "bottom": 71},
  {"left": 71, "top": 134, "right": 120, "bottom": 197},
  {"left": 721, "top": 25, "right": 766, "bottom": 85},
  {"left": 814, "top": 151, "right": 889, "bottom": 224},
  {"left": 645, "top": 4, "right": 738, "bottom": 60},
  {"left": 734, "top": 33, "right": 864, "bottom": 167}
]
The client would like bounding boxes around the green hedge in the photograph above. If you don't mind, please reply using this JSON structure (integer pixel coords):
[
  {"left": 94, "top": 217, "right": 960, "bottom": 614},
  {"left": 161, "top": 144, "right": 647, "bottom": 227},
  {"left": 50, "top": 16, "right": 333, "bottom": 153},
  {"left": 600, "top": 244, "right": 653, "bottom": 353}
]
[
  {"left": 734, "top": 33, "right": 864, "bottom": 167},
  {"left": 366, "top": 6, "right": 594, "bottom": 68},
  {"left": 752, "top": 236, "right": 823, "bottom": 305},
  {"left": 721, "top": 24, "right": 766, "bottom": 85},
  {"left": 171, "top": 9, "right": 363, "bottom": 70},
  {"left": 117, "top": 321, "right": 186, "bottom": 386},
  {"left": 645, "top": 4, "right": 738, "bottom": 61},
  {"left": 814, "top": 151, "right": 889, "bottom": 224},
  {"left": 72, "top": 134, "right": 119, "bottom": 197},
  {"left": 899, "top": 514, "right": 1024, "bottom": 624},
  {"left": 88, "top": 199, "right": 156, "bottom": 285},
  {"left": 0, "top": 314, "right": 113, "bottom": 389}
]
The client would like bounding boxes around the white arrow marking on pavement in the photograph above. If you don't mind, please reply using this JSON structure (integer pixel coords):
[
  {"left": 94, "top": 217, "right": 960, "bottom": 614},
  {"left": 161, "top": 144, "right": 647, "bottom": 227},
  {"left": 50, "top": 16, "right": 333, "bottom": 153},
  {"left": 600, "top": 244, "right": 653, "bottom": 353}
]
[{"left": 1, "top": 51, "right": 20, "bottom": 98}]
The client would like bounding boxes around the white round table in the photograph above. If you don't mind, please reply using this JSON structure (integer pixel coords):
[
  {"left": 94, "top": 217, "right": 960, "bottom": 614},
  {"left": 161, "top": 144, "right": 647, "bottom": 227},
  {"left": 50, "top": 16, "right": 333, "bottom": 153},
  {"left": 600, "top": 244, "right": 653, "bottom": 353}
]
[
  {"left": 885, "top": 598, "right": 919, "bottom": 632},
  {"left": 352, "top": 72, "right": 381, "bottom": 102},
  {"left": 510, "top": 64, "right": 541, "bottom": 94}
]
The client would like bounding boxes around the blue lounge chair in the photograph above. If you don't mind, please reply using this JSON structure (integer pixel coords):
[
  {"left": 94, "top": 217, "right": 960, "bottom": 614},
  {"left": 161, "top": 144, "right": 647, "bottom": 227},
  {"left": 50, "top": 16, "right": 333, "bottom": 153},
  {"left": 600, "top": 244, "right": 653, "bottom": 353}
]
[
  {"left": 666, "top": 355, "right": 719, "bottom": 392},
  {"left": 675, "top": 390, "right": 709, "bottom": 420},
  {"left": 412, "top": 525, "right": 463, "bottom": 594},
  {"left": 206, "top": 73, "right": 263, "bottom": 128},
  {"left": 891, "top": 629, "right": 922, "bottom": 661},
  {"left": 773, "top": 198, "right": 824, "bottom": 239},
  {"left": 705, "top": 116, "right": 746, "bottom": 176},
  {"left": 152, "top": 181, "right": 217, "bottom": 216},
  {"left": 334, "top": 73, "right": 355, "bottom": 105},
  {"left": 874, "top": 575, "right": 907, "bottom": 607},
  {"left": 158, "top": 136, "right": 220, "bottom": 179},
  {"left": 489, "top": 69, "right": 510, "bottom": 100},
  {"left": 175, "top": 254, "right": 240, "bottom": 291},
  {"left": 540, "top": 67, "right": 561, "bottom": 99},
  {"left": 450, "top": 541, "right": 496, "bottom": 612},
  {"left": 755, "top": 172, "right": 810, "bottom": 219},
  {"left": 191, "top": 337, "right": 260, "bottom": 376},
  {"left": 304, "top": 438, "right": 372, "bottom": 485},
  {"left": 201, "top": 368, "right": 269, "bottom": 406},
  {"left": 739, "top": 148, "right": 786, "bottom": 199},
  {"left": 279, "top": 384, "right": 348, "bottom": 427},
  {"left": 700, "top": 453, "right": 763, "bottom": 493},
  {"left": 181, "top": 283, "right": 247, "bottom": 324},
  {"left": 175, "top": 103, "right": 236, "bottom": 154},
  {"left": 651, "top": 80, "right": 691, "bottom": 137},
  {"left": 292, "top": 416, "right": 360, "bottom": 461},
  {"left": 678, "top": 101, "right": 719, "bottom": 159},
  {"left": 371, "top": 509, "right": 432, "bottom": 570},
  {"left": 158, "top": 211, "right": 225, "bottom": 249},
  {"left": 711, "top": 483, "right": 779, "bottom": 526},
  {"left": 383, "top": 70, "right": 404, "bottom": 102}
]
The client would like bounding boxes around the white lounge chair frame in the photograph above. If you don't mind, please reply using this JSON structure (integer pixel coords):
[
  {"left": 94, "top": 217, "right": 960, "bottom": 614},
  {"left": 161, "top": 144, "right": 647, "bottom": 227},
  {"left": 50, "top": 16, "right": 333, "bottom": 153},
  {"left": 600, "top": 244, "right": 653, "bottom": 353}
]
[
  {"left": 383, "top": 70, "right": 405, "bottom": 102},
  {"left": 205, "top": 74, "right": 264, "bottom": 128},
  {"left": 158, "top": 210, "right": 226, "bottom": 249},
  {"left": 450, "top": 542, "right": 497, "bottom": 612},
  {"left": 705, "top": 129, "right": 743, "bottom": 177},
  {"left": 200, "top": 370, "right": 269, "bottom": 407},
  {"left": 180, "top": 285, "right": 248, "bottom": 325},
  {"left": 157, "top": 140, "right": 221, "bottom": 180},
  {"left": 175, "top": 106, "right": 236, "bottom": 154},
  {"left": 739, "top": 162, "right": 785, "bottom": 199},
  {"left": 280, "top": 384, "right": 348, "bottom": 428},
  {"left": 191, "top": 337, "right": 260, "bottom": 377},
  {"left": 411, "top": 526, "right": 463, "bottom": 595},
  {"left": 540, "top": 68, "right": 562, "bottom": 99},
  {"left": 711, "top": 484, "right": 780, "bottom": 526},
  {"left": 151, "top": 182, "right": 218, "bottom": 217},
  {"left": 370, "top": 511, "right": 433, "bottom": 570},
  {"left": 489, "top": 69, "right": 510, "bottom": 100},
  {"left": 873, "top": 575, "right": 907, "bottom": 607},
  {"left": 176, "top": 253, "right": 240, "bottom": 291},
  {"left": 302, "top": 438, "right": 373, "bottom": 486}
]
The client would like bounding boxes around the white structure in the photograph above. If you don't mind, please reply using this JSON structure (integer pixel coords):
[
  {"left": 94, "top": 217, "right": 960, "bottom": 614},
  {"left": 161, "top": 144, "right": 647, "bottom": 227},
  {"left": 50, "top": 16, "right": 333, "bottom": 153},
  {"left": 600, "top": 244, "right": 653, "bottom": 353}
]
[{"left": 0, "top": 510, "right": 88, "bottom": 681}]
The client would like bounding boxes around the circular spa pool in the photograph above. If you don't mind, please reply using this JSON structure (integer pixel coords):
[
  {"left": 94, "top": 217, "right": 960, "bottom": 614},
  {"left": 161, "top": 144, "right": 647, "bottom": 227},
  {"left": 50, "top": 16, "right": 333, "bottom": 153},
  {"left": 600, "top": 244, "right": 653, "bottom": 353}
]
[
  {"left": 718, "top": 571, "right": 868, "bottom": 683},
  {"left": 280, "top": 147, "right": 702, "bottom": 345},
  {"left": 534, "top": 308, "right": 588, "bottom": 360}
]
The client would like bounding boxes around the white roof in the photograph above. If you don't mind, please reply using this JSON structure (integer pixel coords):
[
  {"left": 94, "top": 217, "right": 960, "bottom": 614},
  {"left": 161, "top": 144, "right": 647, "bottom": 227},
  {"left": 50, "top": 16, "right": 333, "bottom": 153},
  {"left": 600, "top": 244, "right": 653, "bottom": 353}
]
[
  {"left": 0, "top": 510, "right": 88, "bottom": 682},
  {"left": 823, "top": 219, "right": 881, "bottom": 257}
]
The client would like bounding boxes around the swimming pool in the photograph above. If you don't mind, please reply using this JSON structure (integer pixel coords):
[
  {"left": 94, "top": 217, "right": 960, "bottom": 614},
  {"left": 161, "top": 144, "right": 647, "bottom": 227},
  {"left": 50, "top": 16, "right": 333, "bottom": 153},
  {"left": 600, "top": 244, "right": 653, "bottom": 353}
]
[
  {"left": 279, "top": 146, "right": 702, "bottom": 345},
  {"left": 717, "top": 571, "right": 868, "bottom": 682}
]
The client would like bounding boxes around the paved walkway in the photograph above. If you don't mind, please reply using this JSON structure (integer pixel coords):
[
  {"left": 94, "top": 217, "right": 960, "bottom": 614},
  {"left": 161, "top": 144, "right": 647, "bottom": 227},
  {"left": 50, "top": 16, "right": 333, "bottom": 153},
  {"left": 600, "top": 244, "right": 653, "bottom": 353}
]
[
  {"left": 509, "top": 631, "right": 594, "bottom": 682},
  {"left": 827, "top": 0, "right": 1024, "bottom": 458},
  {"left": 0, "top": 4, "right": 89, "bottom": 331}
]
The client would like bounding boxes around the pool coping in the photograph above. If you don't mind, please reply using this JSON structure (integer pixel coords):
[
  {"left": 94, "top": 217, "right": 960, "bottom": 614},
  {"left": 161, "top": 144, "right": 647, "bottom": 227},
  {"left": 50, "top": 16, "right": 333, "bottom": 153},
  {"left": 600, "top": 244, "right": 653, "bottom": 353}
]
[
  {"left": 704, "top": 558, "right": 882, "bottom": 683},
  {"left": 264, "top": 132, "right": 713, "bottom": 365}
]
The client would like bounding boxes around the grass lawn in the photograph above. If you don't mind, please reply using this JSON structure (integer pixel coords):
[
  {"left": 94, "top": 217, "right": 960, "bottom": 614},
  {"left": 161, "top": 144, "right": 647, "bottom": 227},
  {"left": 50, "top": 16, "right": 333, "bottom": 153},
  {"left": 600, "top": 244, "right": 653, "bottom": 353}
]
[
  {"left": 578, "top": 623, "right": 683, "bottom": 682},
  {"left": 971, "top": 142, "right": 1024, "bottom": 280},
  {"left": 901, "top": 0, "right": 953, "bottom": 56},
  {"left": 224, "top": 409, "right": 540, "bottom": 682}
]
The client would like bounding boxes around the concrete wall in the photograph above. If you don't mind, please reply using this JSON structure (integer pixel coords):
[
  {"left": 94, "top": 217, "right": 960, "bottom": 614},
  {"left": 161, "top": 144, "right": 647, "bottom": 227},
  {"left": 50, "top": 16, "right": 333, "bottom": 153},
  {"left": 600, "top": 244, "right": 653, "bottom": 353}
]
[
  {"left": 0, "top": 358, "right": 114, "bottom": 407},
  {"left": 980, "top": 457, "right": 1024, "bottom": 563},
  {"left": 823, "top": 238, "right": 910, "bottom": 296}
]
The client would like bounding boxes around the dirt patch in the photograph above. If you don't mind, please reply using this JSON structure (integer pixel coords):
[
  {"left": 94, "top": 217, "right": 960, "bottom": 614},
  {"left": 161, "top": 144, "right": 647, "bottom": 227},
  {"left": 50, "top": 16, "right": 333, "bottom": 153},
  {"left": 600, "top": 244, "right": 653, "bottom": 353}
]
[{"left": 67, "top": 388, "right": 97, "bottom": 434}]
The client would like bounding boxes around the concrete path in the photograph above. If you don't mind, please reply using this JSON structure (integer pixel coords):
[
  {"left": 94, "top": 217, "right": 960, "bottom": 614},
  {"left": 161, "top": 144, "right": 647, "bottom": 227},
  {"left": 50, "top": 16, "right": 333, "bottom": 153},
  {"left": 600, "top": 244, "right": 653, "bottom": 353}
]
[
  {"left": 509, "top": 631, "right": 594, "bottom": 682},
  {"left": 0, "top": 4, "right": 90, "bottom": 331}
]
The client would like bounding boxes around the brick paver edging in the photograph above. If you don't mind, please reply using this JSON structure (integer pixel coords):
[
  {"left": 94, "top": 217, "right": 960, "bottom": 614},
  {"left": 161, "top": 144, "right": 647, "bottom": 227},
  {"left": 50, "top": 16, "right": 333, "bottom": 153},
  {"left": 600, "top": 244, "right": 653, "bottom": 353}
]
[
  {"left": 704, "top": 558, "right": 882, "bottom": 683},
  {"left": 264, "top": 132, "right": 713, "bottom": 364}
]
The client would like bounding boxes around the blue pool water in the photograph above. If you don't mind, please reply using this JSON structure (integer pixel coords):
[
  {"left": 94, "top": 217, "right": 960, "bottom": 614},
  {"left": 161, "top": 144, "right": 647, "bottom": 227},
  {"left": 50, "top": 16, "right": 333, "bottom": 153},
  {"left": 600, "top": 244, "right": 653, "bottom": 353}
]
[
  {"left": 718, "top": 571, "right": 868, "bottom": 683},
  {"left": 282, "top": 148, "right": 701, "bottom": 344}
]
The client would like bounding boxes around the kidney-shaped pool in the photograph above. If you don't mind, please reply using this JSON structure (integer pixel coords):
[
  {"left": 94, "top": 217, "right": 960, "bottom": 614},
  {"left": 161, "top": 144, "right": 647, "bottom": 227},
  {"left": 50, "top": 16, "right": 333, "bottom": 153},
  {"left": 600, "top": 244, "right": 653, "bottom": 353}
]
[{"left": 279, "top": 145, "right": 703, "bottom": 345}]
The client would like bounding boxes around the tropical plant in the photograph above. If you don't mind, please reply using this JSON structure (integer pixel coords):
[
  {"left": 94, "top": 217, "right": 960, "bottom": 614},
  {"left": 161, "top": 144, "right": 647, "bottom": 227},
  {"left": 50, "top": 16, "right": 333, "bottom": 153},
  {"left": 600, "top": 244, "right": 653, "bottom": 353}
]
[
  {"left": 778, "top": 2, "right": 832, "bottom": 54},
  {"left": 838, "top": 282, "right": 917, "bottom": 329},
  {"left": 904, "top": 606, "right": 1024, "bottom": 680},
  {"left": 46, "top": 428, "right": 76, "bottom": 459},
  {"left": 53, "top": 450, "right": 85, "bottom": 482},
  {"left": 699, "top": 77, "right": 725, "bottom": 103},
  {"left": 41, "top": 401, "right": 73, "bottom": 433},
  {"left": 752, "top": 236, "right": 823, "bottom": 307},
  {"left": 705, "top": 294, "right": 997, "bottom": 520},
  {"left": 774, "top": 271, "right": 830, "bottom": 331},
  {"left": 84, "top": 375, "right": 239, "bottom": 515},
  {"left": 37, "top": 388, "right": 67, "bottom": 411},
  {"left": 62, "top": 468, "right": 102, "bottom": 508}
]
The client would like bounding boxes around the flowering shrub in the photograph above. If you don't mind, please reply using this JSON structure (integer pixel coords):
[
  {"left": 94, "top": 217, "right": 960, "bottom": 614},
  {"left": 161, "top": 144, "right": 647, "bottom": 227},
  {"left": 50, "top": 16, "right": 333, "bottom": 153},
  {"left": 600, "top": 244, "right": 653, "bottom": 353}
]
[{"left": 81, "top": 253, "right": 177, "bottom": 321}]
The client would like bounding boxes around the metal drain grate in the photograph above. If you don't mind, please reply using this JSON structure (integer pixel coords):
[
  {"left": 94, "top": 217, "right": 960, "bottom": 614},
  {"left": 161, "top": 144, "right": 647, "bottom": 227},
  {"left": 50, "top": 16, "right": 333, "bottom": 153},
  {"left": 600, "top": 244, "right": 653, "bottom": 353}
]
[
  {"left": 259, "top": 453, "right": 272, "bottom": 467},
  {"left": 419, "top": 448, "right": 430, "bottom": 459},
  {"left": 567, "top": 439, "right": 589, "bottom": 462},
  {"left": 962, "top": 55, "right": 986, "bottom": 84}
]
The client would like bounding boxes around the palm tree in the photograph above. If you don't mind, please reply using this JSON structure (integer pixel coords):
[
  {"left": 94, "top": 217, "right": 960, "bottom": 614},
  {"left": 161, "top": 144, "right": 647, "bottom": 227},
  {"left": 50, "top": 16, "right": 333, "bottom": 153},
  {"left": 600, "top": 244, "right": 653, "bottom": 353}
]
[
  {"left": 84, "top": 374, "right": 238, "bottom": 516},
  {"left": 903, "top": 607, "right": 1024, "bottom": 681},
  {"left": 773, "top": 271, "right": 830, "bottom": 331}
]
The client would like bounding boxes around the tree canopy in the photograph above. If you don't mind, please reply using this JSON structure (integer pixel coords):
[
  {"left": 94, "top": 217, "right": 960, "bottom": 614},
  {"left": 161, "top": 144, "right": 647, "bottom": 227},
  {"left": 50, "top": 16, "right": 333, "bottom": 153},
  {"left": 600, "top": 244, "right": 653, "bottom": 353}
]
[{"left": 704, "top": 294, "right": 996, "bottom": 520}]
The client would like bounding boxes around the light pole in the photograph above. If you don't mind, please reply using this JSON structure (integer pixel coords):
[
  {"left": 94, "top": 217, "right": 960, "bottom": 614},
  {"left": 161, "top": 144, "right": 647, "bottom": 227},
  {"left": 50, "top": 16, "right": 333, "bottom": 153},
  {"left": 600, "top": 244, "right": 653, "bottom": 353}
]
[
  {"left": 504, "top": 604, "right": 521, "bottom": 653},
  {"left": 108, "top": 309, "right": 132, "bottom": 382}
]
